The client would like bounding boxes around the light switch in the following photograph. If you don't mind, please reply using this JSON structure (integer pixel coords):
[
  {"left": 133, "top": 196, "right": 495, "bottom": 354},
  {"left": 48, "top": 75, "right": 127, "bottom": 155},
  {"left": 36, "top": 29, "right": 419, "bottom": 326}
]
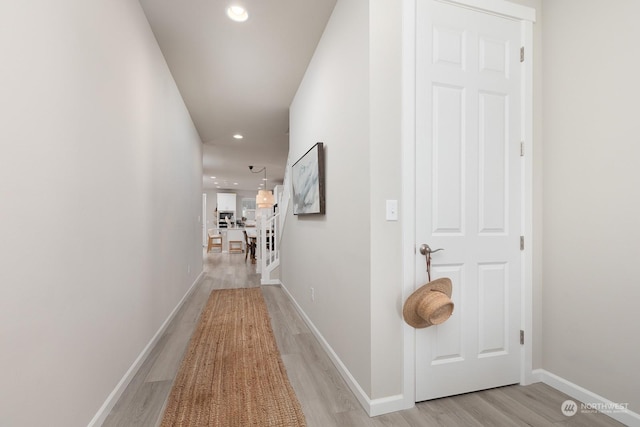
[{"left": 386, "top": 200, "right": 398, "bottom": 221}]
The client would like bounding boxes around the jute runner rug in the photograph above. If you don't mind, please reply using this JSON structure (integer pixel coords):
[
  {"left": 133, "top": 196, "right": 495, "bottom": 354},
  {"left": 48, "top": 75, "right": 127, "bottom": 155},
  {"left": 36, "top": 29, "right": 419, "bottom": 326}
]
[{"left": 160, "top": 288, "right": 306, "bottom": 427}]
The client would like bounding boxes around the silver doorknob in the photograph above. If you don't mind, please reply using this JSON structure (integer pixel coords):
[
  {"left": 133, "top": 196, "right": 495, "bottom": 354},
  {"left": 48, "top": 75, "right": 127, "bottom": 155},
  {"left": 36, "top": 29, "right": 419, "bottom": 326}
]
[{"left": 419, "top": 244, "right": 444, "bottom": 256}]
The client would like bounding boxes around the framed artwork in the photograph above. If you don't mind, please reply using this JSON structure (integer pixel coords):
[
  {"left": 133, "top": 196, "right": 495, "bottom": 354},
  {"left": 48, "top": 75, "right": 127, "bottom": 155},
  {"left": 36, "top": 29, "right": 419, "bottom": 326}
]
[{"left": 292, "top": 142, "right": 325, "bottom": 215}]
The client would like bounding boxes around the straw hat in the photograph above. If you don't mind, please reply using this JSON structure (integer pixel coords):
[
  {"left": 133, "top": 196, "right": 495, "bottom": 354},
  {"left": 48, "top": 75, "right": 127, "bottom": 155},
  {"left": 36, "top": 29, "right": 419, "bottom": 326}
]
[{"left": 403, "top": 278, "right": 454, "bottom": 328}]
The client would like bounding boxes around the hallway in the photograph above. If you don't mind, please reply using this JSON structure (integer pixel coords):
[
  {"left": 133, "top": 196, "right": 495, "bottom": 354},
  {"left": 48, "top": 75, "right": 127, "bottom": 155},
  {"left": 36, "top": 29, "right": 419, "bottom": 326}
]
[{"left": 103, "top": 253, "right": 623, "bottom": 427}]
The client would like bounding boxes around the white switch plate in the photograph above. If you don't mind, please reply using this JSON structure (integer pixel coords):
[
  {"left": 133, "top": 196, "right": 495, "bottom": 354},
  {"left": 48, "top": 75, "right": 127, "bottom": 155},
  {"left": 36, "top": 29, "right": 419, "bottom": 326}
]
[{"left": 386, "top": 200, "right": 398, "bottom": 221}]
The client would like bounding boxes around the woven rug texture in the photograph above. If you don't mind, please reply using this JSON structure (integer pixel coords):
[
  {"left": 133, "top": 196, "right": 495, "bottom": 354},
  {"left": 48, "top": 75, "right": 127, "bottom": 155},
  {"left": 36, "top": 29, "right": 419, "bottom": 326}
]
[{"left": 160, "top": 287, "right": 306, "bottom": 427}]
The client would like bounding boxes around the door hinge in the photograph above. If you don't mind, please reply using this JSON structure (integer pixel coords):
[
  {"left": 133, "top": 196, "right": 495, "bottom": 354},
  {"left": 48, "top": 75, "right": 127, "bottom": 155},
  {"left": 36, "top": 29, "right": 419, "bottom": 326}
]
[
  {"left": 520, "top": 141, "right": 525, "bottom": 157},
  {"left": 520, "top": 47, "right": 525, "bottom": 62},
  {"left": 520, "top": 330, "right": 525, "bottom": 345},
  {"left": 520, "top": 236, "right": 525, "bottom": 251}
]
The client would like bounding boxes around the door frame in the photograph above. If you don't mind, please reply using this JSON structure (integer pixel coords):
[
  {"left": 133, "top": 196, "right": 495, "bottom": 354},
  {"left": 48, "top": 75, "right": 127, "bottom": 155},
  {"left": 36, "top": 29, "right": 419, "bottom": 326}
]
[{"left": 401, "top": 0, "right": 536, "bottom": 408}]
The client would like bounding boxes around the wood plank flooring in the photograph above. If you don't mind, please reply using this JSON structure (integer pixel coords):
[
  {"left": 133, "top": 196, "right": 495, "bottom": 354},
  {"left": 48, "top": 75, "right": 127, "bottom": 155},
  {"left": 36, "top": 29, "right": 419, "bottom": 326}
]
[{"left": 102, "top": 252, "right": 624, "bottom": 426}]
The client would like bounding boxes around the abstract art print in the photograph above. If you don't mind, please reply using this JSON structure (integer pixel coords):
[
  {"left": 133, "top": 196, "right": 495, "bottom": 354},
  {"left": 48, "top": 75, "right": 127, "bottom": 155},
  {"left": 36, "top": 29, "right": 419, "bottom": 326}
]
[{"left": 292, "top": 142, "right": 325, "bottom": 215}]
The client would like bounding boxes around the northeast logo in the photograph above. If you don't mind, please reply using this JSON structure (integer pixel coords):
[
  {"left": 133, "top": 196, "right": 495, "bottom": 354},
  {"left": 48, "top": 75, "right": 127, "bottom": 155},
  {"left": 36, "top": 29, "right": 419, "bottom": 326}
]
[{"left": 561, "top": 399, "right": 578, "bottom": 417}]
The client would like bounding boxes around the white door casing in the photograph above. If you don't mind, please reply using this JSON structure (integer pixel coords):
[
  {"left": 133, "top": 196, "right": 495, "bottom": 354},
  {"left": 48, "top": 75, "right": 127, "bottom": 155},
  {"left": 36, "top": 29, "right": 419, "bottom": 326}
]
[{"left": 413, "top": 0, "right": 526, "bottom": 401}]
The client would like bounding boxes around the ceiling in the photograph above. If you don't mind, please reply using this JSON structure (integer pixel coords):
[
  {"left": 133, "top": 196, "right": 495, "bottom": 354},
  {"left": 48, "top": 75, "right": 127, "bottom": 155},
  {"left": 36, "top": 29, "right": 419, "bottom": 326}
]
[{"left": 138, "top": 0, "right": 337, "bottom": 192}]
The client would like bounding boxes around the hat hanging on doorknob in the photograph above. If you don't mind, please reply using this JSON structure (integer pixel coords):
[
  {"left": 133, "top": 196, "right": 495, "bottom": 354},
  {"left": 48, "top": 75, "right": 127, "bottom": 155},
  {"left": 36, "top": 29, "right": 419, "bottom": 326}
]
[{"left": 403, "top": 277, "right": 454, "bottom": 328}]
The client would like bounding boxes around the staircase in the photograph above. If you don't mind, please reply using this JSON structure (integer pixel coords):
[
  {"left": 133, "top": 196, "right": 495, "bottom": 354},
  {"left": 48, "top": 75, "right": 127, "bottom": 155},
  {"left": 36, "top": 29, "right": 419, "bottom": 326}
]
[
  {"left": 256, "top": 159, "right": 291, "bottom": 285},
  {"left": 256, "top": 210, "right": 280, "bottom": 285}
]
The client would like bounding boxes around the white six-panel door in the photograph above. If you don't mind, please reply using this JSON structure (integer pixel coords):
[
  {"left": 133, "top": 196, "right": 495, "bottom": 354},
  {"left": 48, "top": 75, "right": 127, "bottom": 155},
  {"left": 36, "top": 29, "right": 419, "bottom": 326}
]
[{"left": 414, "top": 0, "right": 523, "bottom": 401}]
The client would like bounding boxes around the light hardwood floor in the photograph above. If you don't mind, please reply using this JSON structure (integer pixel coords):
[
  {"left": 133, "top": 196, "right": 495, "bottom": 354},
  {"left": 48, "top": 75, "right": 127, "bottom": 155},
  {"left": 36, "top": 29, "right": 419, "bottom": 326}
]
[{"left": 103, "top": 252, "right": 624, "bottom": 427}]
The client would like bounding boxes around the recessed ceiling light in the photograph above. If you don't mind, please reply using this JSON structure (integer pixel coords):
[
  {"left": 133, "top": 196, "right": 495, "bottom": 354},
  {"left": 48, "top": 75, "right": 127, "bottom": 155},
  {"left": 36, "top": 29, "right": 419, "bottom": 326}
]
[
  {"left": 226, "top": 6, "right": 248, "bottom": 22},
  {"left": 234, "top": 182, "right": 239, "bottom": 185},
  {"left": 210, "top": 176, "right": 216, "bottom": 179},
  {"left": 233, "top": 134, "right": 243, "bottom": 140},
  {"left": 262, "top": 178, "right": 268, "bottom": 181},
  {"left": 214, "top": 182, "right": 219, "bottom": 185}
]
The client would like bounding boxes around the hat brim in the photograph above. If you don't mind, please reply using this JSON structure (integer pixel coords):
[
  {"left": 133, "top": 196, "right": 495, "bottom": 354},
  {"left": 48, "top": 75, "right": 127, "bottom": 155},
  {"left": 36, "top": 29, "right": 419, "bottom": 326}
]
[{"left": 403, "top": 277, "right": 453, "bottom": 328}]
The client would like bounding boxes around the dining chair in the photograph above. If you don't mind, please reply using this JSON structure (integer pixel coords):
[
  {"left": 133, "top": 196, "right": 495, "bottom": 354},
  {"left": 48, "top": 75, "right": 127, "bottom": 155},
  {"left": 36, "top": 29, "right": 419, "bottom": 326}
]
[
  {"left": 207, "top": 229, "right": 222, "bottom": 253},
  {"left": 243, "top": 230, "right": 256, "bottom": 262},
  {"left": 229, "top": 240, "right": 243, "bottom": 254}
]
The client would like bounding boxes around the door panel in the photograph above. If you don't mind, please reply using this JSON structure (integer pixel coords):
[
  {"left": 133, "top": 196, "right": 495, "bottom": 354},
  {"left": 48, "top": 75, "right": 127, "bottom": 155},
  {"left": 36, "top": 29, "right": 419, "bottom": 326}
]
[
  {"left": 432, "top": 84, "right": 464, "bottom": 234},
  {"left": 477, "top": 262, "right": 508, "bottom": 355},
  {"left": 415, "top": 0, "right": 523, "bottom": 401},
  {"left": 429, "top": 263, "right": 464, "bottom": 363},
  {"left": 478, "top": 91, "right": 508, "bottom": 234}
]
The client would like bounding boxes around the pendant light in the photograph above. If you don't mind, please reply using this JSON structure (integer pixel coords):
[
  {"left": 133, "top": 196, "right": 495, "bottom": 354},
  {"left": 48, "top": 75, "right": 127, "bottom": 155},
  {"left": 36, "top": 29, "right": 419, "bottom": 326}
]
[{"left": 249, "top": 166, "right": 275, "bottom": 208}]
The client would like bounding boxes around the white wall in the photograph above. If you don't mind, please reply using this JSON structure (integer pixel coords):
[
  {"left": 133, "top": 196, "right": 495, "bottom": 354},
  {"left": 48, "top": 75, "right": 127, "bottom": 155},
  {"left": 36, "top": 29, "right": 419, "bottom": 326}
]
[
  {"left": 369, "top": 0, "right": 403, "bottom": 399},
  {"left": 0, "top": 1, "right": 203, "bottom": 425},
  {"left": 284, "top": 0, "right": 373, "bottom": 396},
  {"left": 284, "top": 0, "right": 406, "bottom": 402},
  {"left": 542, "top": 0, "right": 640, "bottom": 412}
]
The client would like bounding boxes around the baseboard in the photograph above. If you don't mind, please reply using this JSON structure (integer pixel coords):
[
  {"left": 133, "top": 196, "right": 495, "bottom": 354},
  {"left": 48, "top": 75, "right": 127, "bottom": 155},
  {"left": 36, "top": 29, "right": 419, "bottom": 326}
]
[
  {"left": 369, "top": 394, "right": 408, "bottom": 417},
  {"left": 279, "top": 281, "right": 408, "bottom": 417},
  {"left": 534, "top": 369, "right": 640, "bottom": 427},
  {"left": 261, "top": 278, "right": 282, "bottom": 286},
  {"left": 88, "top": 271, "right": 205, "bottom": 427}
]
